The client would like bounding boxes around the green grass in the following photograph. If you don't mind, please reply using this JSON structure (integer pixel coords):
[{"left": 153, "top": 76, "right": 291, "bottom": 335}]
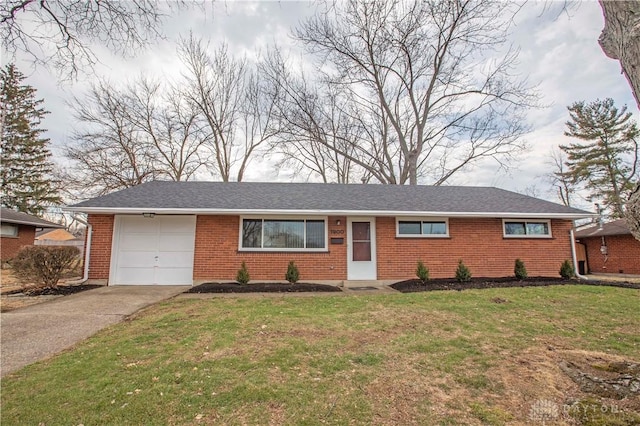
[{"left": 2, "top": 286, "right": 639, "bottom": 425}]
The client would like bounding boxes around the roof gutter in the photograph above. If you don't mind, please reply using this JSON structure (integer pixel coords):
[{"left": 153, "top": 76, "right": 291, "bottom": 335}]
[
  {"left": 63, "top": 206, "right": 595, "bottom": 220},
  {"left": 0, "top": 218, "right": 65, "bottom": 228},
  {"left": 65, "top": 213, "right": 92, "bottom": 285}
]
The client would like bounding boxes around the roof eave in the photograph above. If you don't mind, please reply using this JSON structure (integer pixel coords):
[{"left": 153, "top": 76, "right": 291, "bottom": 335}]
[
  {"left": 0, "top": 218, "right": 65, "bottom": 228},
  {"left": 64, "top": 206, "right": 595, "bottom": 220}
]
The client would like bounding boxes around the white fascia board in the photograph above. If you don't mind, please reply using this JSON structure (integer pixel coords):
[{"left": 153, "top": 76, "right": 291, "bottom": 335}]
[
  {"left": 64, "top": 206, "right": 596, "bottom": 220},
  {"left": 1, "top": 218, "right": 65, "bottom": 228}
]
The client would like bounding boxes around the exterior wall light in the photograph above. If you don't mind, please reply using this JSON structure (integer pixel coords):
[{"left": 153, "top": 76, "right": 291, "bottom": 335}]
[{"left": 142, "top": 213, "right": 156, "bottom": 218}]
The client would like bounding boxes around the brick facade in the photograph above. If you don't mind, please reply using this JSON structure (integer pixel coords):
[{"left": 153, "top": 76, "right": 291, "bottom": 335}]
[
  {"left": 86, "top": 215, "right": 115, "bottom": 280},
  {"left": 1, "top": 224, "right": 36, "bottom": 261},
  {"left": 86, "top": 214, "right": 576, "bottom": 283},
  {"left": 193, "top": 215, "right": 348, "bottom": 281},
  {"left": 579, "top": 234, "right": 640, "bottom": 275},
  {"left": 376, "top": 217, "right": 574, "bottom": 279}
]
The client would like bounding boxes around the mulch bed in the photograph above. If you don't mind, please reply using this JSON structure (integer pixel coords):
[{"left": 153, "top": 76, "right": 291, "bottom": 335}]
[
  {"left": 391, "top": 277, "right": 640, "bottom": 293},
  {"left": 4, "top": 285, "right": 102, "bottom": 297},
  {"left": 186, "top": 282, "right": 343, "bottom": 294}
]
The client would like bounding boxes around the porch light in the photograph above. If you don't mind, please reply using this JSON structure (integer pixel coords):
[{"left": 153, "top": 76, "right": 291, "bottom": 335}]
[
  {"left": 336, "top": 219, "right": 341, "bottom": 226},
  {"left": 142, "top": 213, "right": 155, "bottom": 218}
]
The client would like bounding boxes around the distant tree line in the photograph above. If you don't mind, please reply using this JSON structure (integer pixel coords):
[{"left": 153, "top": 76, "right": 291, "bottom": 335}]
[{"left": 62, "top": 0, "right": 538, "bottom": 197}]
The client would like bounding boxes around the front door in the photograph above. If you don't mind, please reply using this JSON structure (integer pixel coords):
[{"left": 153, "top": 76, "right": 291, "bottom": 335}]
[{"left": 347, "top": 217, "right": 377, "bottom": 280}]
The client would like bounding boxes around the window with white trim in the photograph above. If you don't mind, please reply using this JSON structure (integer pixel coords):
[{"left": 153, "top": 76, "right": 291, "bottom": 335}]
[
  {"left": 1, "top": 224, "right": 18, "bottom": 237},
  {"left": 240, "top": 218, "right": 327, "bottom": 251},
  {"left": 503, "top": 220, "right": 551, "bottom": 238},
  {"left": 396, "top": 218, "right": 449, "bottom": 237}
]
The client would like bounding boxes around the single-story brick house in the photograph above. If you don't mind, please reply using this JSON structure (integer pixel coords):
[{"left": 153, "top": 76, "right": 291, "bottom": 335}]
[
  {"left": 66, "top": 181, "right": 593, "bottom": 286},
  {"left": 1, "top": 208, "right": 65, "bottom": 262},
  {"left": 575, "top": 219, "right": 640, "bottom": 275}
]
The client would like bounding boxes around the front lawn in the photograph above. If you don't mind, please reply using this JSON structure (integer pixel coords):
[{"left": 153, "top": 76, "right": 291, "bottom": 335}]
[{"left": 2, "top": 286, "right": 639, "bottom": 425}]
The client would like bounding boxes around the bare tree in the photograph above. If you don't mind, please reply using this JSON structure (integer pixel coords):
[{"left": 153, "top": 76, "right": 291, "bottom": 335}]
[
  {"left": 546, "top": 147, "right": 577, "bottom": 207},
  {"left": 124, "top": 79, "right": 210, "bottom": 182},
  {"left": 598, "top": 0, "right": 640, "bottom": 239},
  {"left": 599, "top": 1, "right": 640, "bottom": 111},
  {"left": 261, "top": 53, "right": 369, "bottom": 183},
  {"left": 627, "top": 184, "right": 640, "bottom": 241},
  {"left": 270, "top": 0, "right": 537, "bottom": 185},
  {"left": 179, "top": 35, "right": 277, "bottom": 182},
  {"left": 65, "top": 82, "right": 158, "bottom": 197},
  {"left": 235, "top": 67, "right": 280, "bottom": 182},
  {"left": 65, "top": 78, "right": 210, "bottom": 197},
  {"left": 1, "top": 1, "right": 192, "bottom": 81}
]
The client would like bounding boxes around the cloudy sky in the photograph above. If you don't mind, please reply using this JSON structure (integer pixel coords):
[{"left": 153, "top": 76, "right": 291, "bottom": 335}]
[{"left": 8, "top": 0, "right": 639, "bottom": 210}]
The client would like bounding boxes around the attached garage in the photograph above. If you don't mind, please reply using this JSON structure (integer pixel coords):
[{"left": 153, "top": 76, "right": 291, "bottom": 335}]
[{"left": 109, "top": 215, "right": 196, "bottom": 285}]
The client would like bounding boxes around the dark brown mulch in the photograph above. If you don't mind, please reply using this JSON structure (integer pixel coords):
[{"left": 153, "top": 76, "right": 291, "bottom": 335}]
[
  {"left": 186, "top": 282, "right": 343, "bottom": 294},
  {"left": 16, "top": 285, "right": 103, "bottom": 296},
  {"left": 390, "top": 277, "right": 640, "bottom": 293}
]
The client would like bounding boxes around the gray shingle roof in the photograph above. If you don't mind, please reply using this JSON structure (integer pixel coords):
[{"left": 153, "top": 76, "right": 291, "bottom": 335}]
[
  {"left": 1, "top": 208, "right": 65, "bottom": 228},
  {"left": 575, "top": 219, "right": 631, "bottom": 238},
  {"left": 68, "top": 181, "right": 592, "bottom": 218}
]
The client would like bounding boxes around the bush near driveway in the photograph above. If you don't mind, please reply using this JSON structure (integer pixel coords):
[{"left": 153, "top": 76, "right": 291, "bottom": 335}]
[{"left": 11, "top": 246, "right": 80, "bottom": 289}]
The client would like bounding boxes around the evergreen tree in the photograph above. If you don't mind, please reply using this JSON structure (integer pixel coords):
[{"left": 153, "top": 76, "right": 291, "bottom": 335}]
[
  {"left": 560, "top": 98, "right": 639, "bottom": 218},
  {"left": 1, "top": 64, "right": 60, "bottom": 215}
]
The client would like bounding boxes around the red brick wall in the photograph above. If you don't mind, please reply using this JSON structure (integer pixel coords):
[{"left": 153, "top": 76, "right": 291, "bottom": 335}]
[
  {"left": 580, "top": 234, "right": 640, "bottom": 275},
  {"left": 1, "top": 225, "right": 36, "bottom": 261},
  {"left": 86, "top": 214, "right": 576, "bottom": 283},
  {"left": 376, "top": 217, "right": 575, "bottom": 279},
  {"left": 86, "top": 215, "right": 114, "bottom": 280},
  {"left": 194, "top": 216, "right": 347, "bottom": 281}
]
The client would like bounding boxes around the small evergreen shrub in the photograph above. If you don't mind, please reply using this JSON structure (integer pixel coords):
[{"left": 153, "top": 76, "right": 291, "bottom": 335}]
[
  {"left": 559, "top": 260, "right": 575, "bottom": 279},
  {"left": 12, "top": 246, "right": 80, "bottom": 289},
  {"left": 455, "top": 260, "right": 472, "bottom": 283},
  {"left": 285, "top": 261, "right": 300, "bottom": 284},
  {"left": 514, "top": 258, "right": 528, "bottom": 280},
  {"left": 236, "top": 261, "right": 250, "bottom": 284},
  {"left": 416, "top": 260, "right": 430, "bottom": 282}
]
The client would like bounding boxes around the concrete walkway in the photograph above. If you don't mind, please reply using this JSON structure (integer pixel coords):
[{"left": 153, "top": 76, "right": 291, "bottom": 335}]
[{"left": 1, "top": 285, "right": 188, "bottom": 377}]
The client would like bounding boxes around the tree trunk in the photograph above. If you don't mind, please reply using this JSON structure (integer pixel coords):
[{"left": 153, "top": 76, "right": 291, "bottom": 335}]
[
  {"left": 627, "top": 185, "right": 640, "bottom": 242},
  {"left": 599, "top": 0, "right": 640, "bottom": 110}
]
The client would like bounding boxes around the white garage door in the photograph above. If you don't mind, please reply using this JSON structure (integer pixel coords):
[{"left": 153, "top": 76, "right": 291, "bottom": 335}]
[{"left": 110, "top": 215, "right": 196, "bottom": 285}]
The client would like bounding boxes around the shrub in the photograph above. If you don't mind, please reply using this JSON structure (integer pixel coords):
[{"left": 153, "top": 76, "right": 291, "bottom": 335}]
[
  {"left": 12, "top": 246, "right": 80, "bottom": 289},
  {"left": 285, "top": 261, "right": 300, "bottom": 284},
  {"left": 416, "top": 260, "right": 430, "bottom": 282},
  {"left": 455, "top": 260, "right": 472, "bottom": 283},
  {"left": 236, "top": 261, "right": 250, "bottom": 285},
  {"left": 559, "top": 260, "right": 575, "bottom": 279},
  {"left": 514, "top": 258, "right": 528, "bottom": 280}
]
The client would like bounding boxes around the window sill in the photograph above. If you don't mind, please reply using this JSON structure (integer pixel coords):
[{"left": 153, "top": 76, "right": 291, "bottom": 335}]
[
  {"left": 503, "top": 236, "right": 553, "bottom": 240},
  {"left": 395, "top": 235, "right": 451, "bottom": 239},
  {"left": 237, "top": 249, "right": 330, "bottom": 254}
]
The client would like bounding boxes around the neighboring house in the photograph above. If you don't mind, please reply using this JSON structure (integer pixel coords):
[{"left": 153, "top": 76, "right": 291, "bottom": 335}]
[
  {"left": 575, "top": 219, "right": 640, "bottom": 275},
  {"left": 66, "top": 181, "right": 593, "bottom": 286},
  {"left": 36, "top": 228, "right": 77, "bottom": 241},
  {"left": 1, "top": 208, "right": 65, "bottom": 262},
  {"left": 35, "top": 228, "right": 85, "bottom": 256}
]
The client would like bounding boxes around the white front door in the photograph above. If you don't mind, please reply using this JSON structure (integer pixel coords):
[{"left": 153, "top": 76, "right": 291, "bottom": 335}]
[
  {"left": 347, "top": 217, "right": 377, "bottom": 280},
  {"left": 110, "top": 215, "right": 196, "bottom": 285}
]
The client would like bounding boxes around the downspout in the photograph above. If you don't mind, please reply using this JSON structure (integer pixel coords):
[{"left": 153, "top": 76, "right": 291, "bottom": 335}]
[
  {"left": 569, "top": 227, "right": 590, "bottom": 280},
  {"left": 66, "top": 213, "right": 92, "bottom": 285}
]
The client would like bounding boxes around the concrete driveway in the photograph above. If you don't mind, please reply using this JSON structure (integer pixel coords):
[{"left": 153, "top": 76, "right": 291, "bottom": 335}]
[{"left": 1, "top": 285, "right": 188, "bottom": 377}]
